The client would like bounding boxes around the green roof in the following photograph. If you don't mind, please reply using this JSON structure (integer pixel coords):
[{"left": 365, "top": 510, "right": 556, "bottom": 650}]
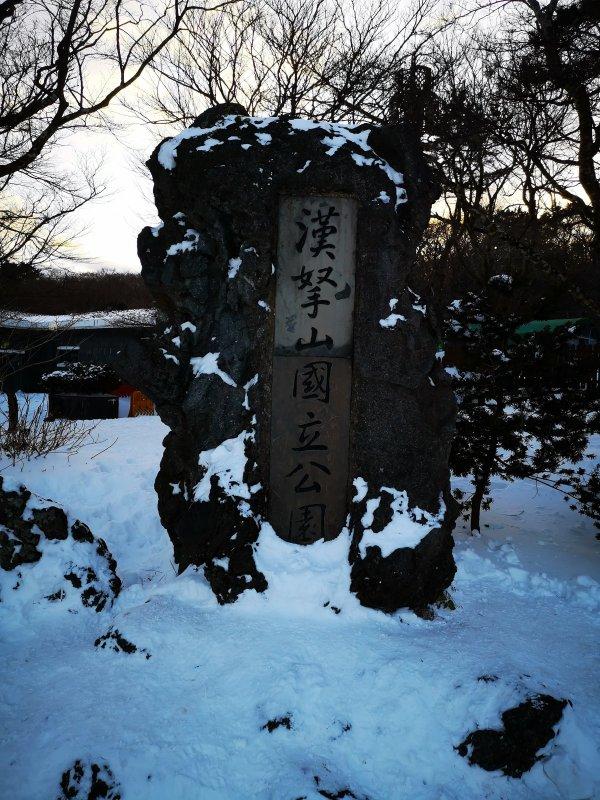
[{"left": 514, "top": 318, "right": 583, "bottom": 335}]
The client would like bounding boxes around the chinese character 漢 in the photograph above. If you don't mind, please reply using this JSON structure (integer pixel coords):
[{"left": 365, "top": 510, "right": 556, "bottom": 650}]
[{"left": 294, "top": 206, "right": 340, "bottom": 260}]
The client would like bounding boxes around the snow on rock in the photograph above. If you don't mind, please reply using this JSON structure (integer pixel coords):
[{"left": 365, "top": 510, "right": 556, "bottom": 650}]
[
  {"left": 350, "top": 479, "right": 455, "bottom": 612},
  {"left": 190, "top": 352, "right": 237, "bottom": 387},
  {"left": 57, "top": 759, "right": 122, "bottom": 800},
  {"left": 352, "top": 476, "right": 368, "bottom": 503},
  {"left": 157, "top": 116, "right": 237, "bottom": 169},
  {"left": 165, "top": 228, "right": 200, "bottom": 256},
  {"left": 227, "top": 256, "right": 242, "bottom": 279},
  {"left": 358, "top": 486, "right": 445, "bottom": 558},
  {"left": 155, "top": 113, "right": 408, "bottom": 211},
  {"left": 242, "top": 373, "right": 259, "bottom": 411},
  {"left": 0, "top": 477, "right": 121, "bottom": 618},
  {"left": 351, "top": 152, "right": 407, "bottom": 209},
  {"left": 379, "top": 298, "right": 406, "bottom": 329},
  {"left": 194, "top": 429, "right": 254, "bottom": 502}
]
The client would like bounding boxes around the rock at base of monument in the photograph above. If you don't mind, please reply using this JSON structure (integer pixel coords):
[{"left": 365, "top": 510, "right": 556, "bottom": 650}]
[
  {"left": 456, "top": 694, "right": 569, "bottom": 778},
  {"left": 0, "top": 477, "right": 121, "bottom": 613},
  {"left": 349, "top": 526, "right": 456, "bottom": 614},
  {"left": 204, "top": 542, "right": 268, "bottom": 605},
  {"left": 57, "top": 759, "right": 121, "bottom": 800},
  {"left": 165, "top": 485, "right": 268, "bottom": 604}
]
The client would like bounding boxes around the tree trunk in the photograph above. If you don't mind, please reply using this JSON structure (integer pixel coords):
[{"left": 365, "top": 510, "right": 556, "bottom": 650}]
[
  {"left": 470, "top": 480, "right": 486, "bottom": 534},
  {"left": 6, "top": 389, "right": 18, "bottom": 432},
  {"left": 470, "top": 439, "right": 497, "bottom": 533}
]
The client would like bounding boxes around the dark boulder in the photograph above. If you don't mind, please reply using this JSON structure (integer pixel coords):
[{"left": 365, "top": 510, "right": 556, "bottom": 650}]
[
  {"left": 457, "top": 694, "right": 569, "bottom": 778},
  {"left": 57, "top": 759, "right": 121, "bottom": 800}
]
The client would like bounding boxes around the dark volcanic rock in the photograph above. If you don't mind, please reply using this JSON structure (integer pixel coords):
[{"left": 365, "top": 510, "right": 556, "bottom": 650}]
[
  {"left": 31, "top": 505, "right": 68, "bottom": 539},
  {"left": 0, "top": 476, "right": 121, "bottom": 611},
  {"left": 129, "top": 105, "right": 456, "bottom": 611},
  {"left": 95, "top": 627, "right": 151, "bottom": 659},
  {"left": 57, "top": 759, "right": 121, "bottom": 800},
  {"left": 261, "top": 715, "right": 293, "bottom": 732},
  {"left": 457, "top": 694, "right": 568, "bottom": 778},
  {"left": 349, "top": 524, "right": 457, "bottom": 613}
]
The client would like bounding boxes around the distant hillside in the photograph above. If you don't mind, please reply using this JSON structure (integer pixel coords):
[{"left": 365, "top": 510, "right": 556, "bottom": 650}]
[{"left": 0, "top": 266, "right": 156, "bottom": 314}]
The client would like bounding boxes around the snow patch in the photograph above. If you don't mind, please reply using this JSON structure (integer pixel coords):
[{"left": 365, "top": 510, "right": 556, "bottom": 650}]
[
  {"left": 228, "top": 256, "right": 242, "bottom": 279},
  {"left": 358, "top": 486, "right": 445, "bottom": 558},
  {"left": 379, "top": 298, "right": 406, "bottom": 329},
  {"left": 190, "top": 352, "right": 236, "bottom": 387},
  {"left": 242, "top": 374, "right": 259, "bottom": 411},
  {"left": 352, "top": 477, "right": 368, "bottom": 503},
  {"left": 194, "top": 429, "right": 253, "bottom": 502}
]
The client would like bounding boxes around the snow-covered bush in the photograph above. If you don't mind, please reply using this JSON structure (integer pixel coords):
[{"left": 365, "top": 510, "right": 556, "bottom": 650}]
[{"left": 0, "top": 477, "right": 121, "bottom": 614}]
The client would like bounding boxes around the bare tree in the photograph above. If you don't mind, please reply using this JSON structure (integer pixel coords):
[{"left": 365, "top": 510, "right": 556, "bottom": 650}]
[
  {"left": 135, "top": 0, "right": 456, "bottom": 132},
  {"left": 475, "top": 0, "right": 600, "bottom": 248},
  {"left": 0, "top": 0, "right": 236, "bottom": 270}
]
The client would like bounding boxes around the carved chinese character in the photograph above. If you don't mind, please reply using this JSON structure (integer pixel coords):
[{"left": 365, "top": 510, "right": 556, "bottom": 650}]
[
  {"left": 293, "top": 361, "right": 331, "bottom": 403},
  {"left": 289, "top": 503, "right": 326, "bottom": 540},
  {"left": 292, "top": 410, "right": 327, "bottom": 452},
  {"left": 286, "top": 461, "right": 331, "bottom": 493},
  {"left": 310, "top": 206, "right": 339, "bottom": 259},
  {"left": 295, "top": 326, "right": 333, "bottom": 351}
]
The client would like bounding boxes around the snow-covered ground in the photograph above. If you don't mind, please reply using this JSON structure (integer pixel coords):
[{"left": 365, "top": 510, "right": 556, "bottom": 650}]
[{"left": 1, "top": 413, "right": 599, "bottom": 800}]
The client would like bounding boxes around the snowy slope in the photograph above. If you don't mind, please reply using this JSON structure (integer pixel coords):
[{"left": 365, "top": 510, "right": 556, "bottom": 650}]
[{"left": 1, "top": 416, "right": 598, "bottom": 800}]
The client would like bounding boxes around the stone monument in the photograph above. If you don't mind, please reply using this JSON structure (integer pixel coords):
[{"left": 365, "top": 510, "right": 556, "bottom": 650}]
[{"left": 129, "top": 104, "right": 456, "bottom": 612}]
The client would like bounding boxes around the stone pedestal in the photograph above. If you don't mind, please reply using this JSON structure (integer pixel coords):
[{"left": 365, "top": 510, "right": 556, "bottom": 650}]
[{"left": 134, "top": 105, "right": 456, "bottom": 611}]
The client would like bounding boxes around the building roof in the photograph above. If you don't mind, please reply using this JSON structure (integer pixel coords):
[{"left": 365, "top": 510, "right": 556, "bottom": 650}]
[{"left": 0, "top": 309, "right": 157, "bottom": 331}]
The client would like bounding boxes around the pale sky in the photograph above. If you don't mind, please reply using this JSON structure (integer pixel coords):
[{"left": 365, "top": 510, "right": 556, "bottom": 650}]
[{"left": 58, "top": 114, "right": 163, "bottom": 274}]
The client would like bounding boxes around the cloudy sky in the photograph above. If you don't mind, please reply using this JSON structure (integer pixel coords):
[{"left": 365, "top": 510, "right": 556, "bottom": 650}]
[{"left": 60, "top": 108, "right": 163, "bottom": 274}]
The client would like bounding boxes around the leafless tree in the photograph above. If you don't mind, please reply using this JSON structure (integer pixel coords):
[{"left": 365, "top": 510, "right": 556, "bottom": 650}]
[
  {"left": 135, "top": 0, "right": 458, "bottom": 132},
  {"left": 0, "top": 0, "right": 236, "bottom": 270},
  {"left": 473, "top": 0, "right": 600, "bottom": 248}
]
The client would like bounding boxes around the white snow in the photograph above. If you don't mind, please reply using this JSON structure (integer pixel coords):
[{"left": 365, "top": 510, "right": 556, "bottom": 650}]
[
  {"left": 194, "top": 429, "right": 253, "bottom": 502},
  {"left": 165, "top": 228, "right": 200, "bottom": 256},
  {"left": 156, "top": 115, "right": 407, "bottom": 210},
  {"left": 375, "top": 190, "right": 391, "bottom": 203},
  {"left": 257, "top": 300, "right": 270, "bottom": 312},
  {"left": 157, "top": 117, "right": 237, "bottom": 169},
  {"left": 352, "top": 476, "right": 368, "bottom": 502},
  {"left": 228, "top": 256, "right": 242, "bottom": 279},
  {"left": 190, "top": 352, "right": 237, "bottom": 387},
  {"left": 196, "top": 137, "right": 224, "bottom": 153},
  {"left": 379, "top": 298, "right": 406, "bottom": 329},
  {"left": 181, "top": 321, "right": 196, "bottom": 333},
  {"left": 358, "top": 486, "right": 445, "bottom": 558},
  {"left": 242, "top": 374, "right": 259, "bottom": 411},
  {"left": 297, "top": 160, "right": 311, "bottom": 173},
  {"left": 1, "top": 402, "right": 599, "bottom": 800}
]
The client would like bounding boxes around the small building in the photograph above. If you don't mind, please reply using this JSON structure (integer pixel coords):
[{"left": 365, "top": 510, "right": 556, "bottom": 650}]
[{"left": 0, "top": 310, "right": 157, "bottom": 419}]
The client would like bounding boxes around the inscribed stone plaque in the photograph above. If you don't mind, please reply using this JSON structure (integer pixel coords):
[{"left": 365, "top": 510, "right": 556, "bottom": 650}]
[
  {"left": 270, "top": 195, "right": 356, "bottom": 543},
  {"left": 274, "top": 196, "right": 357, "bottom": 357}
]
